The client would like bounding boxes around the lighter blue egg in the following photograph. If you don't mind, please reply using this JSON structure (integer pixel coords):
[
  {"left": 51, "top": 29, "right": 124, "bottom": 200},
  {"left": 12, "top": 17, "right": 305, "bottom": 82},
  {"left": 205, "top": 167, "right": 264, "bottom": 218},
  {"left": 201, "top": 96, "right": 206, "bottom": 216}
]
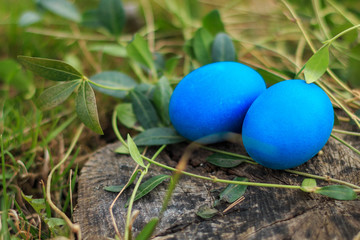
[
  {"left": 242, "top": 79, "right": 334, "bottom": 170},
  {"left": 169, "top": 62, "right": 266, "bottom": 143}
]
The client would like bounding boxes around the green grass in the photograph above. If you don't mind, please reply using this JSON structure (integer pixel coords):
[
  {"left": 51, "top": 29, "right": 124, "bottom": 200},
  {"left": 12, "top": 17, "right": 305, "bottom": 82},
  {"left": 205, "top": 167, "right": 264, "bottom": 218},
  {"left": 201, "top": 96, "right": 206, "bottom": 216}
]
[{"left": 1, "top": 0, "right": 360, "bottom": 239}]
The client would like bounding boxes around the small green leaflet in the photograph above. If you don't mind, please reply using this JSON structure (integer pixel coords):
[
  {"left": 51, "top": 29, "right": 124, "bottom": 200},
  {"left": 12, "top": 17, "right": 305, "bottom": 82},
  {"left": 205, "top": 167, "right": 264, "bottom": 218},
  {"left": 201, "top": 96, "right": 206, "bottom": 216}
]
[
  {"left": 315, "top": 185, "right": 357, "bottom": 200},
  {"left": 39, "top": 0, "right": 81, "bottom": 23},
  {"left": 37, "top": 80, "right": 80, "bottom": 110},
  {"left": 219, "top": 177, "right": 248, "bottom": 203},
  {"left": 196, "top": 205, "right": 218, "bottom": 219},
  {"left": 193, "top": 28, "right": 214, "bottom": 65},
  {"left": 206, "top": 153, "right": 245, "bottom": 168},
  {"left": 135, "top": 217, "right": 159, "bottom": 240},
  {"left": 116, "top": 103, "right": 138, "bottom": 129},
  {"left": 127, "top": 134, "right": 145, "bottom": 168},
  {"left": 134, "top": 127, "right": 185, "bottom": 146},
  {"left": 153, "top": 77, "right": 173, "bottom": 125},
  {"left": 202, "top": 10, "right": 225, "bottom": 36},
  {"left": 81, "top": 9, "right": 102, "bottom": 29},
  {"left": 126, "top": 34, "right": 156, "bottom": 73},
  {"left": 304, "top": 44, "right": 330, "bottom": 84},
  {"left": 104, "top": 170, "right": 140, "bottom": 193},
  {"left": 89, "top": 71, "right": 136, "bottom": 98},
  {"left": 130, "top": 90, "right": 160, "bottom": 129},
  {"left": 300, "top": 178, "right": 317, "bottom": 192},
  {"left": 21, "top": 193, "right": 46, "bottom": 214},
  {"left": 75, "top": 81, "right": 103, "bottom": 135},
  {"left": 125, "top": 174, "right": 171, "bottom": 207},
  {"left": 18, "top": 11, "right": 42, "bottom": 27},
  {"left": 212, "top": 33, "right": 236, "bottom": 62},
  {"left": 256, "top": 68, "right": 285, "bottom": 85},
  {"left": 18, "top": 56, "right": 83, "bottom": 82},
  {"left": 98, "top": 0, "right": 126, "bottom": 36}
]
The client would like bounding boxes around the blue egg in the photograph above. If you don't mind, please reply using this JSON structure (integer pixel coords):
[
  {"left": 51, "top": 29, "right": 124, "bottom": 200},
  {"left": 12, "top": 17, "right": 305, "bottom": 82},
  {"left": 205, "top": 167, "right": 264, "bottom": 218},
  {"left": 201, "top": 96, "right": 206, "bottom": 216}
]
[
  {"left": 242, "top": 79, "right": 334, "bottom": 169},
  {"left": 169, "top": 62, "right": 266, "bottom": 143}
]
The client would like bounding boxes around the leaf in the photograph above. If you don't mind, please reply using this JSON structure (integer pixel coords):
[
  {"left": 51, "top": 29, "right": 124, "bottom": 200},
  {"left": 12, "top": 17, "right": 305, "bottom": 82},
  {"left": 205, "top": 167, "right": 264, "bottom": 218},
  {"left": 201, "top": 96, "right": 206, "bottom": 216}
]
[
  {"left": 300, "top": 178, "right": 317, "bottom": 192},
  {"left": 134, "top": 127, "right": 185, "bottom": 146},
  {"left": 37, "top": 80, "right": 80, "bottom": 110},
  {"left": 206, "top": 153, "right": 245, "bottom": 168},
  {"left": 165, "top": 56, "right": 180, "bottom": 75},
  {"left": 256, "top": 68, "right": 285, "bottom": 85},
  {"left": 126, "top": 175, "right": 171, "bottom": 207},
  {"left": 81, "top": 9, "right": 102, "bottom": 29},
  {"left": 219, "top": 177, "right": 248, "bottom": 203},
  {"left": 196, "top": 205, "right": 218, "bottom": 219},
  {"left": 129, "top": 90, "right": 160, "bottom": 129},
  {"left": 211, "top": 33, "right": 236, "bottom": 62},
  {"left": 193, "top": 28, "right": 214, "bottom": 65},
  {"left": 89, "top": 71, "right": 136, "bottom": 98},
  {"left": 18, "top": 56, "right": 83, "bottom": 81},
  {"left": 304, "top": 44, "right": 330, "bottom": 84},
  {"left": 116, "top": 103, "right": 137, "bottom": 129},
  {"left": 135, "top": 218, "right": 159, "bottom": 240},
  {"left": 104, "top": 170, "right": 140, "bottom": 192},
  {"left": 202, "top": 10, "right": 225, "bottom": 36},
  {"left": 127, "top": 134, "right": 145, "bottom": 168},
  {"left": 75, "top": 81, "right": 103, "bottom": 134},
  {"left": 315, "top": 185, "right": 357, "bottom": 200},
  {"left": 153, "top": 77, "right": 173, "bottom": 125},
  {"left": 126, "top": 34, "right": 155, "bottom": 71},
  {"left": 39, "top": 0, "right": 81, "bottom": 22},
  {"left": 98, "top": 0, "right": 126, "bottom": 36},
  {"left": 88, "top": 43, "right": 127, "bottom": 57},
  {"left": 21, "top": 193, "right": 46, "bottom": 214},
  {"left": 18, "top": 11, "right": 42, "bottom": 27},
  {"left": 45, "top": 218, "right": 66, "bottom": 229}
]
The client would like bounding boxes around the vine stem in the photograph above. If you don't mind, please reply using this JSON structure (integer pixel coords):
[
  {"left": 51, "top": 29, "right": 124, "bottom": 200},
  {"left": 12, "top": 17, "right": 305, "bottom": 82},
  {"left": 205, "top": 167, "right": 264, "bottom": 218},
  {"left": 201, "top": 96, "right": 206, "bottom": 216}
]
[
  {"left": 324, "top": 24, "right": 360, "bottom": 45},
  {"left": 85, "top": 77, "right": 134, "bottom": 91},
  {"left": 46, "top": 124, "right": 84, "bottom": 240},
  {"left": 331, "top": 134, "right": 360, "bottom": 156},
  {"left": 332, "top": 129, "right": 360, "bottom": 137}
]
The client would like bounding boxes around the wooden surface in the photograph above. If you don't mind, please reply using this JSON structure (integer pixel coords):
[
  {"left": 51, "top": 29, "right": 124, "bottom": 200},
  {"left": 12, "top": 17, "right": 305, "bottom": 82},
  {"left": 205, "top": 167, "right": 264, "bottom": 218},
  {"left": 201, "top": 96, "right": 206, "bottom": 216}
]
[{"left": 73, "top": 137, "right": 360, "bottom": 239}]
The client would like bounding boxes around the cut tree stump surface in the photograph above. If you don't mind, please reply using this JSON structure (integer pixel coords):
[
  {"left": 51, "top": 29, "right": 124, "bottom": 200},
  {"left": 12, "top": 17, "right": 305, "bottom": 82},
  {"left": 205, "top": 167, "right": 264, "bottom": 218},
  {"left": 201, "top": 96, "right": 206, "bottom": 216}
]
[{"left": 73, "top": 138, "right": 360, "bottom": 240}]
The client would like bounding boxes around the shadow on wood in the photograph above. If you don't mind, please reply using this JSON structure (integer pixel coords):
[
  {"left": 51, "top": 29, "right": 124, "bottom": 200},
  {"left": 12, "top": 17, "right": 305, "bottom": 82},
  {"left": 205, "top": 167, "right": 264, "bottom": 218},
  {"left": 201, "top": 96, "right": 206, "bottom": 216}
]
[{"left": 73, "top": 138, "right": 360, "bottom": 239}]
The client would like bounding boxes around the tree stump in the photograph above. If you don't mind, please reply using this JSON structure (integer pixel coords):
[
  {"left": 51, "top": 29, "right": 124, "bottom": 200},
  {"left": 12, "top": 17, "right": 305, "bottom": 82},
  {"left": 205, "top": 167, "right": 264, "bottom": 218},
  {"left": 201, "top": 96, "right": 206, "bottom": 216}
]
[{"left": 73, "top": 138, "right": 360, "bottom": 239}]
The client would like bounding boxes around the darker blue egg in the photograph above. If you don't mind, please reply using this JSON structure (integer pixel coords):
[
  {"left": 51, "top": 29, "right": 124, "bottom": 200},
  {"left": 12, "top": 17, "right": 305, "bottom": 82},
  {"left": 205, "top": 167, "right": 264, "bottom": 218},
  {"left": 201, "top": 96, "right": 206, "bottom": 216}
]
[
  {"left": 242, "top": 79, "right": 334, "bottom": 169},
  {"left": 169, "top": 62, "right": 266, "bottom": 143}
]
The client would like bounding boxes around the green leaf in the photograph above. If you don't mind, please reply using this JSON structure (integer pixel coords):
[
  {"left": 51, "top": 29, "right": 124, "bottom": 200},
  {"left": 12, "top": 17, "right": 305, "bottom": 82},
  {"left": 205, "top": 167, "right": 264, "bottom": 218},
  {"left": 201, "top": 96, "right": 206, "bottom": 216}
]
[
  {"left": 256, "top": 68, "right": 285, "bottom": 85},
  {"left": 300, "top": 178, "right": 317, "bottom": 192},
  {"left": 126, "top": 174, "right": 170, "bottom": 207},
  {"left": 75, "top": 81, "right": 103, "bottom": 134},
  {"left": 315, "top": 185, "right": 357, "bottom": 200},
  {"left": 135, "top": 217, "right": 159, "bottom": 240},
  {"left": 18, "top": 56, "right": 83, "bottom": 82},
  {"left": 193, "top": 28, "right": 214, "bottom": 65},
  {"left": 165, "top": 56, "right": 180, "bottom": 75},
  {"left": 37, "top": 80, "right": 80, "bottom": 110},
  {"left": 39, "top": 0, "right": 81, "bottom": 22},
  {"left": 202, "top": 10, "right": 225, "bottom": 36},
  {"left": 104, "top": 170, "right": 140, "bottom": 192},
  {"left": 127, "top": 134, "right": 146, "bottom": 168},
  {"left": 45, "top": 218, "right": 66, "bottom": 229},
  {"left": 18, "top": 11, "right": 42, "bottom": 27},
  {"left": 126, "top": 34, "right": 155, "bottom": 71},
  {"left": 98, "top": 0, "right": 125, "bottom": 36},
  {"left": 184, "top": 38, "right": 196, "bottom": 59},
  {"left": 90, "top": 71, "right": 136, "bottom": 98},
  {"left": 129, "top": 90, "right": 160, "bottom": 129},
  {"left": 81, "top": 9, "right": 102, "bottom": 29},
  {"left": 219, "top": 177, "right": 248, "bottom": 203},
  {"left": 196, "top": 205, "right": 218, "bottom": 219},
  {"left": 116, "top": 103, "right": 137, "bottom": 129},
  {"left": 206, "top": 153, "right": 245, "bottom": 168},
  {"left": 153, "top": 77, "right": 173, "bottom": 125},
  {"left": 88, "top": 43, "right": 127, "bottom": 57},
  {"left": 211, "top": 33, "right": 236, "bottom": 62},
  {"left": 21, "top": 193, "right": 46, "bottom": 214},
  {"left": 134, "top": 127, "right": 185, "bottom": 146},
  {"left": 304, "top": 44, "right": 330, "bottom": 84}
]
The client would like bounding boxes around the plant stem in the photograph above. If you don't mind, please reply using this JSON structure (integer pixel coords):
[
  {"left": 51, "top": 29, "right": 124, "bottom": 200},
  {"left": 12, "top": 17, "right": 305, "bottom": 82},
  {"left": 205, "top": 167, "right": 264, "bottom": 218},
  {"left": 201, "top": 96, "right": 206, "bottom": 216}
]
[
  {"left": 85, "top": 77, "right": 134, "bottom": 91},
  {"left": 46, "top": 124, "right": 84, "bottom": 240},
  {"left": 112, "top": 109, "right": 128, "bottom": 147},
  {"left": 331, "top": 133, "right": 360, "bottom": 156},
  {"left": 324, "top": 24, "right": 360, "bottom": 44},
  {"left": 200, "top": 145, "right": 256, "bottom": 164},
  {"left": 332, "top": 129, "right": 360, "bottom": 136},
  {"left": 285, "top": 169, "right": 360, "bottom": 189},
  {"left": 1, "top": 134, "right": 9, "bottom": 240}
]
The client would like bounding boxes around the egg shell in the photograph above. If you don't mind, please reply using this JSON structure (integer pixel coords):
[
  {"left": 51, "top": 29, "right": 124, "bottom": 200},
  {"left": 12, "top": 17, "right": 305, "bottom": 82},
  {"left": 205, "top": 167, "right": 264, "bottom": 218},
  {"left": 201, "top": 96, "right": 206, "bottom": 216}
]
[
  {"left": 242, "top": 79, "right": 334, "bottom": 170},
  {"left": 169, "top": 62, "right": 266, "bottom": 143}
]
